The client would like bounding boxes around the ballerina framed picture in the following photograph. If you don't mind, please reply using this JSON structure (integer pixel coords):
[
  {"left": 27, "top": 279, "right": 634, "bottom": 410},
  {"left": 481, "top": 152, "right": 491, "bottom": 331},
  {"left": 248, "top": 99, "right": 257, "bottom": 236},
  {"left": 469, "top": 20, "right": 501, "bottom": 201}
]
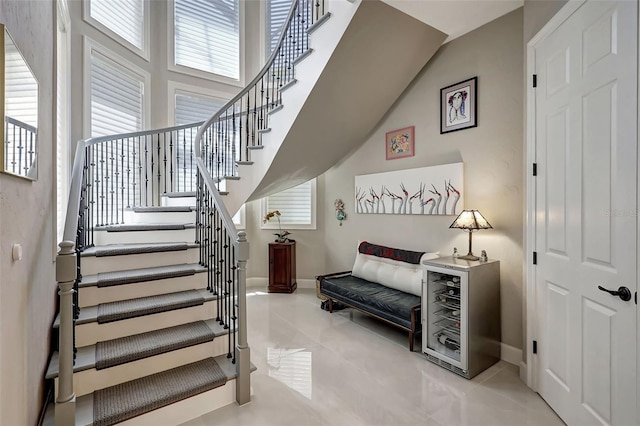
[{"left": 440, "top": 77, "right": 477, "bottom": 134}]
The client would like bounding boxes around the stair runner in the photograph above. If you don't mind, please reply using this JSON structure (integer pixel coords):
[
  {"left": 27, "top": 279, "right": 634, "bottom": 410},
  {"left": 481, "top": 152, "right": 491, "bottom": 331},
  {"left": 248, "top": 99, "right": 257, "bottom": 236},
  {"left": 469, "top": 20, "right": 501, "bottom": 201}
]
[
  {"left": 95, "top": 320, "right": 215, "bottom": 370},
  {"left": 96, "top": 290, "right": 205, "bottom": 324},
  {"left": 86, "top": 242, "right": 190, "bottom": 257},
  {"left": 94, "top": 264, "right": 196, "bottom": 288},
  {"left": 103, "top": 223, "right": 193, "bottom": 232},
  {"left": 93, "top": 357, "right": 227, "bottom": 426}
]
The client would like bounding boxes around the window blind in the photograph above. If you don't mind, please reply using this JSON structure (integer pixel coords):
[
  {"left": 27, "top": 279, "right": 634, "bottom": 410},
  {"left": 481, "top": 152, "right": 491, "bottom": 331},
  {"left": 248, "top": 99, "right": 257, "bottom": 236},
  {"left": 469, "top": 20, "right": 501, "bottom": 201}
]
[
  {"left": 265, "top": 180, "right": 313, "bottom": 225},
  {"left": 90, "top": 50, "right": 144, "bottom": 137},
  {"left": 266, "top": 0, "right": 293, "bottom": 56},
  {"left": 4, "top": 35, "right": 38, "bottom": 128},
  {"left": 174, "top": 92, "right": 226, "bottom": 191},
  {"left": 89, "top": 0, "right": 144, "bottom": 50},
  {"left": 174, "top": 0, "right": 240, "bottom": 80}
]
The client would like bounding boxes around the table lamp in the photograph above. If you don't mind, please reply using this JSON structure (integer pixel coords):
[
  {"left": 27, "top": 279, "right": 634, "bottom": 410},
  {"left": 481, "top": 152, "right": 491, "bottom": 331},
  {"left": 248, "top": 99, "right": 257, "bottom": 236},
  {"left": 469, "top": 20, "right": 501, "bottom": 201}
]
[{"left": 449, "top": 210, "right": 492, "bottom": 261}]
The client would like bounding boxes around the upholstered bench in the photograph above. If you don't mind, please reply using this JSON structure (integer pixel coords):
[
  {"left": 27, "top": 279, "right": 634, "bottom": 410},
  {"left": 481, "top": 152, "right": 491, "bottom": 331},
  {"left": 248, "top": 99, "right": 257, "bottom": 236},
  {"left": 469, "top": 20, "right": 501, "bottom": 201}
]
[{"left": 318, "top": 241, "right": 438, "bottom": 351}]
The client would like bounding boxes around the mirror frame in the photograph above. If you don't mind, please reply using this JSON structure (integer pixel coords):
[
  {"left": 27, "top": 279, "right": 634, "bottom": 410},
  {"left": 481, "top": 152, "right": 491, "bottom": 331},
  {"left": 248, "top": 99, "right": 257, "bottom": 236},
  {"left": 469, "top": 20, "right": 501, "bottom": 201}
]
[{"left": 1, "top": 23, "right": 39, "bottom": 181}]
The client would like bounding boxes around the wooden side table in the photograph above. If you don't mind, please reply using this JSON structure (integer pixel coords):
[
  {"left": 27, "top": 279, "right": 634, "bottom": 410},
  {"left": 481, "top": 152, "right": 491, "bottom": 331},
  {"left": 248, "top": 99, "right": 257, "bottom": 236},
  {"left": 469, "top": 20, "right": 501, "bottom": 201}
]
[{"left": 268, "top": 241, "right": 297, "bottom": 293}]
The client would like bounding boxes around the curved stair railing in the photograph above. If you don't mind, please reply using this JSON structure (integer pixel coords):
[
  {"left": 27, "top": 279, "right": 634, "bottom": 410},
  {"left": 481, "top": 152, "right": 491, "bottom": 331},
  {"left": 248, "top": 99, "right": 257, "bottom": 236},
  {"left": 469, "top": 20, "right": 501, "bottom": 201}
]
[
  {"left": 194, "top": 0, "right": 327, "bottom": 182},
  {"left": 191, "top": 0, "right": 328, "bottom": 406}
]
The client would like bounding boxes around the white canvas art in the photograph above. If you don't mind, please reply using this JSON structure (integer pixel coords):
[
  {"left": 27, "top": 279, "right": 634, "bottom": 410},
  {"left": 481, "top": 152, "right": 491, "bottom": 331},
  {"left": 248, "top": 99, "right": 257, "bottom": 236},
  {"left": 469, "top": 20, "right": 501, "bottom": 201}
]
[{"left": 354, "top": 163, "right": 464, "bottom": 216}]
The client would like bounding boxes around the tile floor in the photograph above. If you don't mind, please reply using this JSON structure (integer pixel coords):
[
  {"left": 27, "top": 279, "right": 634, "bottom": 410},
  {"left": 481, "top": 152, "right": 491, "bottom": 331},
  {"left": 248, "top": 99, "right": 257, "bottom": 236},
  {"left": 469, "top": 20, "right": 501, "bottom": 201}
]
[{"left": 182, "top": 288, "right": 564, "bottom": 426}]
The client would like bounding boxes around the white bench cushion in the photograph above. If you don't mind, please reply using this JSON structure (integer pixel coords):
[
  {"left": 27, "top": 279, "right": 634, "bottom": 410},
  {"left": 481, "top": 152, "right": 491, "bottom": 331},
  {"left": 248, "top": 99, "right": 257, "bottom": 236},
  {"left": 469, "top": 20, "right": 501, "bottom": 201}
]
[{"left": 352, "top": 251, "right": 439, "bottom": 296}]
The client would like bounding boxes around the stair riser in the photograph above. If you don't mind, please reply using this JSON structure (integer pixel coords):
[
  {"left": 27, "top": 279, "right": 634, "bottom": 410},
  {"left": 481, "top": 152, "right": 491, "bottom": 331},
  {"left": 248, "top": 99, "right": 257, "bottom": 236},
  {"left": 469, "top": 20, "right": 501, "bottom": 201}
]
[
  {"left": 81, "top": 248, "right": 200, "bottom": 275},
  {"left": 162, "top": 196, "right": 196, "bottom": 207},
  {"left": 116, "top": 380, "right": 235, "bottom": 426},
  {"left": 55, "top": 338, "right": 230, "bottom": 397},
  {"left": 123, "top": 210, "right": 196, "bottom": 224},
  {"left": 93, "top": 228, "right": 196, "bottom": 245},
  {"left": 76, "top": 301, "right": 218, "bottom": 347},
  {"left": 79, "top": 274, "right": 207, "bottom": 308}
]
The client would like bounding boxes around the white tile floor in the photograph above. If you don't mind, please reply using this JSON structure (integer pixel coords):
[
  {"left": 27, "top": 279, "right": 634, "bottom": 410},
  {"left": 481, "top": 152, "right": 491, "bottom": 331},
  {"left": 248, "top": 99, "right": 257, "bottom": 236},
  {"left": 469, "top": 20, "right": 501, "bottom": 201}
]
[{"left": 182, "top": 288, "right": 564, "bottom": 426}]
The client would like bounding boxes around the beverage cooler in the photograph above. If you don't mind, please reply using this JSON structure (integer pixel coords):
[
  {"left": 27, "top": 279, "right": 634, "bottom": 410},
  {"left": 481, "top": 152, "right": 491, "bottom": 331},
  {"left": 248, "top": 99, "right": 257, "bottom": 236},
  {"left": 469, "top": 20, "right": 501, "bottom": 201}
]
[{"left": 421, "top": 257, "right": 501, "bottom": 379}]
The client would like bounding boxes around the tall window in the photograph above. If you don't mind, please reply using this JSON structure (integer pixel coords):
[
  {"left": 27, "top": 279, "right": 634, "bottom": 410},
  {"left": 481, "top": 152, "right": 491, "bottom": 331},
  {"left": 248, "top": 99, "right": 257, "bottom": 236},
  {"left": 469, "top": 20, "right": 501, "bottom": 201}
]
[
  {"left": 174, "top": 91, "right": 226, "bottom": 191},
  {"left": 89, "top": 48, "right": 145, "bottom": 137},
  {"left": 87, "top": 0, "right": 146, "bottom": 54},
  {"left": 262, "top": 179, "right": 316, "bottom": 229},
  {"left": 266, "top": 0, "right": 293, "bottom": 57},
  {"left": 173, "top": 0, "right": 240, "bottom": 80}
]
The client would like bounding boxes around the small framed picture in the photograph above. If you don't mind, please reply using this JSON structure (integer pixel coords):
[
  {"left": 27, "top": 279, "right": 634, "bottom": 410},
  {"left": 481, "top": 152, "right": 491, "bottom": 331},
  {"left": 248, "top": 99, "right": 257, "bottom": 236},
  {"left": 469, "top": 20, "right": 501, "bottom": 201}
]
[
  {"left": 440, "top": 77, "right": 477, "bottom": 134},
  {"left": 385, "top": 126, "right": 415, "bottom": 160}
]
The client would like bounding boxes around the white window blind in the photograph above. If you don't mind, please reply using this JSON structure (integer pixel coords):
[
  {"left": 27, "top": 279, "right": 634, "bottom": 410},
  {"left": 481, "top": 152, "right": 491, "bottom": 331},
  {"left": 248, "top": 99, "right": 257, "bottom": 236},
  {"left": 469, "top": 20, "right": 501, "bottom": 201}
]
[
  {"left": 266, "top": 0, "right": 292, "bottom": 56},
  {"left": 90, "top": 50, "right": 144, "bottom": 137},
  {"left": 4, "top": 35, "right": 38, "bottom": 128},
  {"left": 175, "top": 92, "right": 225, "bottom": 125},
  {"left": 174, "top": 0, "right": 240, "bottom": 80},
  {"left": 89, "top": 0, "right": 144, "bottom": 50},
  {"left": 263, "top": 180, "right": 315, "bottom": 228},
  {"left": 174, "top": 92, "right": 226, "bottom": 191}
]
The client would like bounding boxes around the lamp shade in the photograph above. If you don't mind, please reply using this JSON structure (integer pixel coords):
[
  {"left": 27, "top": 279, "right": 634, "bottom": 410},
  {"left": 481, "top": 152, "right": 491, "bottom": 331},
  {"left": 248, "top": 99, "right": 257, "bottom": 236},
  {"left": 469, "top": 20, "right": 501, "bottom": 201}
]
[{"left": 449, "top": 210, "right": 492, "bottom": 230}]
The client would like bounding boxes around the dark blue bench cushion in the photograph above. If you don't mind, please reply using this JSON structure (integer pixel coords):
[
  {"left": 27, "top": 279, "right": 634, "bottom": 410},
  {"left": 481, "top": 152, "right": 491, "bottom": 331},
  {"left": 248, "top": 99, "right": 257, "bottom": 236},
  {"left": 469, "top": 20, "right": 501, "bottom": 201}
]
[{"left": 320, "top": 275, "right": 421, "bottom": 330}]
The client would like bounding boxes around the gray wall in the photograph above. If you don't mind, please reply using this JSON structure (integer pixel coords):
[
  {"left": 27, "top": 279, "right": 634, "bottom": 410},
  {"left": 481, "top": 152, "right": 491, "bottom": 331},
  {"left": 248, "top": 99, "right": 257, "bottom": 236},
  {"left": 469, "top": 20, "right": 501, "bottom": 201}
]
[
  {"left": 524, "top": 0, "right": 568, "bottom": 42},
  {"left": 246, "top": 8, "right": 526, "bottom": 351},
  {"left": 0, "top": 1, "right": 55, "bottom": 424}
]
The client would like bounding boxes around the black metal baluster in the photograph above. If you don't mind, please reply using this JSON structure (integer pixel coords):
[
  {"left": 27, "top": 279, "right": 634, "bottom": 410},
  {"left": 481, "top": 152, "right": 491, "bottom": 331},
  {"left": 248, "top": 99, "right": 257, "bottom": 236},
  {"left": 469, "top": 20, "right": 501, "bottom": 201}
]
[
  {"left": 100, "top": 141, "right": 105, "bottom": 226},
  {"left": 144, "top": 135, "right": 149, "bottom": 206},
  {"left": 169, "top": 131, "right": 174, "bottom": 193}
]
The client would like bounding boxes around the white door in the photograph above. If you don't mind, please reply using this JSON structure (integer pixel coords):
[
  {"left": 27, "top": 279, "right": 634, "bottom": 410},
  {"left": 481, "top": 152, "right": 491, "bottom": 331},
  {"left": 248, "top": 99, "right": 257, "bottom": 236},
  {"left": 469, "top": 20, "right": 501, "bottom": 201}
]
[{"left": 534, "top": 0, "right": 637, "bottom": 425}]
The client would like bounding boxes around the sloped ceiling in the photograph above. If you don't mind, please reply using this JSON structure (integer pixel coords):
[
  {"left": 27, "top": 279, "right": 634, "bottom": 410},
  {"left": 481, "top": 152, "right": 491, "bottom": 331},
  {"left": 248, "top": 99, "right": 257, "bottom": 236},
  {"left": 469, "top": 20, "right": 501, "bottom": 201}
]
[{"left": 380, "top": 0, "right": 524, "bottom": 42}]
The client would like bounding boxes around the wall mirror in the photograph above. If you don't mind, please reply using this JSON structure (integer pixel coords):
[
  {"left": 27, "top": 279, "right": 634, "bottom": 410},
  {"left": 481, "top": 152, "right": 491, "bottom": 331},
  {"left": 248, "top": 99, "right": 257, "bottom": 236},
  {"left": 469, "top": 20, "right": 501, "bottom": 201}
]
[{"left": 1, "top": 25, "right": 39, "bottom": 180}]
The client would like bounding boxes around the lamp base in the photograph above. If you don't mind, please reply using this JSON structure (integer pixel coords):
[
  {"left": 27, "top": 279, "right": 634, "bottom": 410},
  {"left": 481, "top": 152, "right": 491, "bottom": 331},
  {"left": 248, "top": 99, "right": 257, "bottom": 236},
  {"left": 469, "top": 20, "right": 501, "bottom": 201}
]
[{"left": 457, "top": 254, "right": 480, "bottom": 261}]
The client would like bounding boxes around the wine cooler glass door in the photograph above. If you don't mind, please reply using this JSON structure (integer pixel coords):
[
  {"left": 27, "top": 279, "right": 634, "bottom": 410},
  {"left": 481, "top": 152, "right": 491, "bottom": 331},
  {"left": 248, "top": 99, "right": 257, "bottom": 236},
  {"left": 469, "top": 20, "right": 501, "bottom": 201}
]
[{"left": 424, "top": 267, "right": 468, "bottom": 370}]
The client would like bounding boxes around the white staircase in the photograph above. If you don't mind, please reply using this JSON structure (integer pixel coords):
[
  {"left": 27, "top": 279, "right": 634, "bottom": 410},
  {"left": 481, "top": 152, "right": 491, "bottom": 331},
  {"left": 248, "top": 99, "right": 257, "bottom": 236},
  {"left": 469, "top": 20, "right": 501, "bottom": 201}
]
[{"left": 45, "top": 200, "right": 245, "bottom": 426}]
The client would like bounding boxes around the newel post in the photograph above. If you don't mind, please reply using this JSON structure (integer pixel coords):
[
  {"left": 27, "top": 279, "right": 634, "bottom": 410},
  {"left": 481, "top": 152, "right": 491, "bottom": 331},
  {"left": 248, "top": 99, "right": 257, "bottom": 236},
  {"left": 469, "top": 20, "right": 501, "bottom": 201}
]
[
  {"left": 55, "top": 241, "right": 76, "bottom": 426},
  {"left": 235, "top": 231, "right": 251, "bottom": 405}
]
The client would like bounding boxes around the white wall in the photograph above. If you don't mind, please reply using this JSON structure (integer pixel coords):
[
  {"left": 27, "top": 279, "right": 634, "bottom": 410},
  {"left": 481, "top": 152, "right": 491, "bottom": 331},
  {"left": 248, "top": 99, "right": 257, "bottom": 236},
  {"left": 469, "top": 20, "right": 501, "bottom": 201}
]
[{"left": 0, "top": 1, "right": 55, "bottom": 424}]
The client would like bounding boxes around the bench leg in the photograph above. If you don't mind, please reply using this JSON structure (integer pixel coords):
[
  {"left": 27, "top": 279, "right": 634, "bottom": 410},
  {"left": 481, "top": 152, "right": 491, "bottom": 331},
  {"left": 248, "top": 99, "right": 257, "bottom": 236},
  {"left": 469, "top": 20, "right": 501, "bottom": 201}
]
[
  {"left": 409, "top": 331, "right": 414, "bottom": 352},
  {"left": 329, "top": 299, "right": 334, "bottom": 313}
]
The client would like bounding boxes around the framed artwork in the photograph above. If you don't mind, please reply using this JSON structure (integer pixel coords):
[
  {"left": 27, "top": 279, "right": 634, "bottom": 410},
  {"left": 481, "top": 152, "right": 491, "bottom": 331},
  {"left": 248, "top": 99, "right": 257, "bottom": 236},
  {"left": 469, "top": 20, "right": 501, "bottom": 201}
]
[
  {"left": 355, "top": 162, "right": 464, "bottom": 216},
  {"left": 385, "top": 126, "right": 415, "bottom": 160},
  {"left": 440, "top": 77, "right": 477, "bottom": 134}
]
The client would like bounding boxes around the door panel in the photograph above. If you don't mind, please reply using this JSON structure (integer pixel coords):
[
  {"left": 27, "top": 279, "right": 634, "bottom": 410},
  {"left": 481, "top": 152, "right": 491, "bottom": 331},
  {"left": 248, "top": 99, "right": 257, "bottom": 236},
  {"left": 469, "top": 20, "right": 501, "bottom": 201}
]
[{"left": 534, "top": 1, "right": 637, "bottom": 425}]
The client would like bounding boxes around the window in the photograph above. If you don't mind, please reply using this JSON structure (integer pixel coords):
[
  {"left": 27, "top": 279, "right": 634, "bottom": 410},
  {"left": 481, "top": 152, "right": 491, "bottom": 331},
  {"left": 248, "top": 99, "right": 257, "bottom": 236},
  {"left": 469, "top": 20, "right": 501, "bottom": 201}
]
[
  {"left": 265, "top": 0, "right": 293, "bottom": 57},
  {"left": 88, "top": 44, "right": 146, "bottom": 137},
  {"left": 85, "top": 0, "right": 147, "bottom": 57},
  {"left": 173, "top": 89, "right": 227, "bottom": 191},
  {"left": 173, "top": 0, "right": 240, "bottom": 81},
  {"left": 261, "top": 179, "right": 316, "bottom": 230}
]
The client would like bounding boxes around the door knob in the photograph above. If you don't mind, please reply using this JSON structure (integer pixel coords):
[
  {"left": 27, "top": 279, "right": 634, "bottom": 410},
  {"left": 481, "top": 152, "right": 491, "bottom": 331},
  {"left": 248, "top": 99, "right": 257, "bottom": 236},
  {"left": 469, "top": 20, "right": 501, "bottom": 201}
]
[{"left": 597, "top": 285, "right": 632, "bottom": 302}]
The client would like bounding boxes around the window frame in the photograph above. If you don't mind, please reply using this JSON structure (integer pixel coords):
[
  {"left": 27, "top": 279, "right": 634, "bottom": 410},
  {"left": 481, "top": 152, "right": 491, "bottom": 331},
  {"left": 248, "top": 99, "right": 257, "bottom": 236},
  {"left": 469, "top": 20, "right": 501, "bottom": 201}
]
[
  {"left": 83, "top": 0, "right": 150, "bottom": 61},
  {"left": 83, "top": 37, "right": 151, "bottom": 139},
  {"left": 167, "top": 0, "right": 246, "bottom": 87},
  {"left": 260, "top": 179, "right": 317, "bottom": 230},
  {"left": 167, "top": 81, "right": 232, "bottom": 127}
]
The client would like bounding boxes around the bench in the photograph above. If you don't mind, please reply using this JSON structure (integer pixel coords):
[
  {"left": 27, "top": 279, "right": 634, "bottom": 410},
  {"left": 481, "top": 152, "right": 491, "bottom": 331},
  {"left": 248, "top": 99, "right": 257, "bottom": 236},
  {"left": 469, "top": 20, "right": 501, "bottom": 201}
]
[{"left": 318, "top": 241, "right": 438, "bottom": 351}]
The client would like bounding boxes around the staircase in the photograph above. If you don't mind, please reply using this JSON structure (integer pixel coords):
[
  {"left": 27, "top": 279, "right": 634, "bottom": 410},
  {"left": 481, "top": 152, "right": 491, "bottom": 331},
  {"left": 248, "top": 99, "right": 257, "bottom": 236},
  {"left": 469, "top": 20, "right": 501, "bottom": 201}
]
[{"left": 47, "top": 0, "right": 446, "bottom": 424}]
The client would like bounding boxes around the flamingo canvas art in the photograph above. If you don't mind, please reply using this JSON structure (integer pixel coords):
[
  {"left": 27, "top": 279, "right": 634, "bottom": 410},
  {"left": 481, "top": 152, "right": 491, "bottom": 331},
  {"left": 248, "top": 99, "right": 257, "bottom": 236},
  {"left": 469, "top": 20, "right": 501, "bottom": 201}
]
[{"left": 355, "top": 162, "right": 463, "bottom": 216}]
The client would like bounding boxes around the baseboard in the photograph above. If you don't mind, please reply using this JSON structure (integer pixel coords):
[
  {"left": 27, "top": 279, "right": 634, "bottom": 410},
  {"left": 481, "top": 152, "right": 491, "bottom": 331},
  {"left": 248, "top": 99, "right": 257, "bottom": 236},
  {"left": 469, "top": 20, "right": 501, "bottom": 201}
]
[
  {"left": 246, "top": 277, "right": 315, "bottom": 289},
  {"left": 500, "top": 342, "right": 522, "bottom": 366},
  {"left": 519, "top": 361, "right": 528, "bottom": 384}
]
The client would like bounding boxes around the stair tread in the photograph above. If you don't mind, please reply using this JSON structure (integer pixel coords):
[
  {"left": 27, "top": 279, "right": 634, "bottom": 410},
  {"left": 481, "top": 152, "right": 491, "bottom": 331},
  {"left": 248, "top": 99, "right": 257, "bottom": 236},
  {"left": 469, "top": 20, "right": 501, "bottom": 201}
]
[
  {"left": 128, "top": 206, "right": 195, "bottom": 213},
  {"left": 45, "top": 319, "right": 231, "bottom": 379},
  {"left": 79, "top": 263, "right": 206, "bottom": 288},
  {"left": 81, "top": 242, "right": 198, "bottom": 258},
  {"left": 97, "top": 223, "right": 195, "bottom": 232},
  {"left": 64, "top": 355, "right": 251, "bottom": 426},
  {"left": 91, "top": 357, "right": 228, "bottom": 426},
  {"left": 53, "top": 289, "right": 217, "bottom": 328},
  {"left": 162, "top": 191, "right": 196, "bottom": 198}
]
